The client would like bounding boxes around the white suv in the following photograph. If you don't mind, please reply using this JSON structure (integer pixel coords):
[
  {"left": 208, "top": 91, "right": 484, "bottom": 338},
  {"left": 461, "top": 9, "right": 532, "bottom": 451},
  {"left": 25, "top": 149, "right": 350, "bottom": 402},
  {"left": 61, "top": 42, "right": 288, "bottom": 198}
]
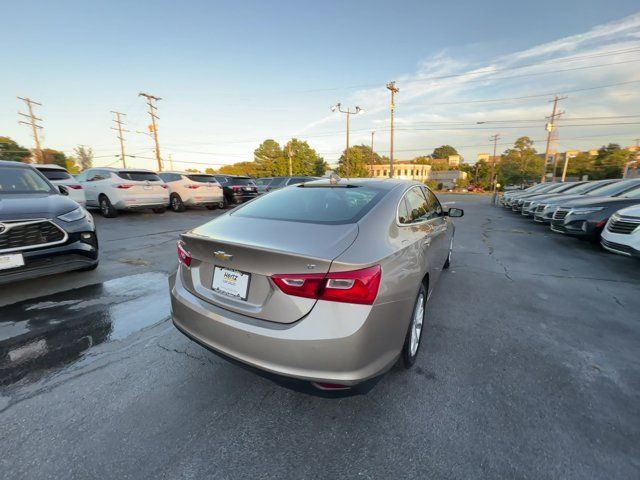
[
  {"left": 601, "top": 204, "right": 640, "bottom": 257},
  {"left": 77, "top": 168, "right": 169, "bottom": 217},
  {"left": 158, "top": 172, "right": 224, "bottom": 212},
  {"left": 35, "top": 164, "right": 86, "bottom": 206}
]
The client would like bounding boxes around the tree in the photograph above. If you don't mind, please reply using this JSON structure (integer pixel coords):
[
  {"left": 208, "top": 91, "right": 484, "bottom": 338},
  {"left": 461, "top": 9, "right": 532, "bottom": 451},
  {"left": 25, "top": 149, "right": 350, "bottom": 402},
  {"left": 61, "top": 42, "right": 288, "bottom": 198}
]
[
  {"left": 185, "top": 168, "right": 200, "bottom": 173},
  {"left": 74, "top": 145, "right": 94, "bottom": 171},
  {"left": 65, "top": 156, "right": 80, "bottom": 174},
  {"left": 0, "top": 136, "right": 31, "bottom": 162},
  {"left": 254, "top": 139, "right": 285, "bottom": 176},
  {"left": 590, "top": 144, "right": 632, "bottom": 179},
  {"left": 284, "top": 138, "right": 326, "bottom": 176},
  {"left": 498, "top": 136, "right": 541, "bottom": 186},
  {"left": 432, "top": 145, "right": 458, "bottom": 160},
  {"left": 429, "top": 159, "right": 449, "bottom": 171},
  {"left": 413, "top": 155, "right": 432, "bottom": 165},
  {"left": 41, "top": 149, "right": 68, "bottom": 168},
  {"left": 565, "top": 152, "right": 594, "bottom": 179},
  {"left": 336, "top": 144, "right": 380, "bottom": 177},
  {"left": 204, "top": 168, "right": 216, "bottom": 174}
]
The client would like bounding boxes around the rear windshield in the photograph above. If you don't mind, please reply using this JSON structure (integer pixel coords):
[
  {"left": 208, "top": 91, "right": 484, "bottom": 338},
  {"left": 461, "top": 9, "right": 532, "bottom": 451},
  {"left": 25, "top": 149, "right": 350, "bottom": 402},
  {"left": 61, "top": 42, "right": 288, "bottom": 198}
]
[
  {"left": 187, "top": 174, "right": 218, "bottom": 183},
  {"left": 232, "top": 185, "right": 386, "bottom": 224},
  {"left": 556, "top": 182, "right": 585, "bottom": 192},
  {"left": 117, "top": 171, "right": 162, "bottom": 182},
  {"left": 38, "top": 168, "right": 72, "bottom": 181},
  {"left": 0, "top": 167, "right": 55, "bottom": 194},
  {"left": 227, "top": 177, "right": 254, "bottom": 186}
]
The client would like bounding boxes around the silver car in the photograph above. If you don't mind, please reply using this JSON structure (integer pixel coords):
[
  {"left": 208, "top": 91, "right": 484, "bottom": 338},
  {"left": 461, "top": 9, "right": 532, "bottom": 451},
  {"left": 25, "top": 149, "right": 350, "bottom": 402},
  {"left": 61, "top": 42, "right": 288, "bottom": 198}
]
[{"left": 169, "top": 178, "right": 463, "bottom": 390}]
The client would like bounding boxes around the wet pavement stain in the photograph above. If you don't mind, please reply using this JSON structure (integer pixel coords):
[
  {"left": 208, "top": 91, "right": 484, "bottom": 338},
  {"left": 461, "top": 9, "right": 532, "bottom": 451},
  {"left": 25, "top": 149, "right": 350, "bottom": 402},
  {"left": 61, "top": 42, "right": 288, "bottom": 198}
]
[{"left": 0, "top": 272, "right": 170, "bottom": 386}]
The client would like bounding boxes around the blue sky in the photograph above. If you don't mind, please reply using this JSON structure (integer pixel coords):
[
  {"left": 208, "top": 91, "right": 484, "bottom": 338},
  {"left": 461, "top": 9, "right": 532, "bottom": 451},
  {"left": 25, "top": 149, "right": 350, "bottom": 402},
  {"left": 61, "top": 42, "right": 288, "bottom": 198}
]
[{"left": 2, "top": 0, "right": 640, "bottom": 170}]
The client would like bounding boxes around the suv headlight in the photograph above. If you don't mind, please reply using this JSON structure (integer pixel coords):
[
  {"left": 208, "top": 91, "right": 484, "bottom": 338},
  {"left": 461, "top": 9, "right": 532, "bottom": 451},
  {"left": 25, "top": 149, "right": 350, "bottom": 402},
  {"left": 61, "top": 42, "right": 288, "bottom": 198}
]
[
  {"left": 569, "top": 207, "right": 605, "bottom": 215},
  {"left": 57, "top": 207, "right": 87, "bottom": 222}
]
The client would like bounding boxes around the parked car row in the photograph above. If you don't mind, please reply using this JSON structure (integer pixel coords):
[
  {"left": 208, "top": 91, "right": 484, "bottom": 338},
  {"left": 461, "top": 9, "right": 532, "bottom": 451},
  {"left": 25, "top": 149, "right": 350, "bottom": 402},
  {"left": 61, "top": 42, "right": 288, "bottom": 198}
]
[{"left": 501, "top": 179, "right": 640, "bottom": 257}]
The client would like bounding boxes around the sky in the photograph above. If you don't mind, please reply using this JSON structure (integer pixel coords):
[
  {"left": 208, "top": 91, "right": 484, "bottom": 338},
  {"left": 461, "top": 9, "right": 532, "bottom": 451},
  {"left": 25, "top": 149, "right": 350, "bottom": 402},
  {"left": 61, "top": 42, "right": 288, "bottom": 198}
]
[{"left": 1, "top": 0, "right": 640, "bottom": 171}]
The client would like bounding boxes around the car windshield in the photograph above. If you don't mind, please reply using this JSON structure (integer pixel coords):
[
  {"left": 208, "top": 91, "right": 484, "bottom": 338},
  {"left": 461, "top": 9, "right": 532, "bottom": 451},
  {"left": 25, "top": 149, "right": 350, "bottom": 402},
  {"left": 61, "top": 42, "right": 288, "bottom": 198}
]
[
  {"left": 38, "top": 168, "right": 72, "bottom": 181},
  {"left": 589, "top": 180, "right": 640, "bottom": 197},
  {"left": 268, "top": 177, "right": 287, "bottom": 188},
  {"left": 117, "top": 171, "right": 162, "bottom": 182},
  {"left": 187, "top": 174, "right": 218, "bottom": 183},
  {"left": 232, "top": 185, "right": 387, "bottom": 224},
  {"left": 618, "top": 185, "right": 640, "bottom": 199},
  {"left": 0, "top": 167, "right": 54, "bottom": 194},
  {"left": 563, "top": 182, "right": 602, "bottom": 194}
]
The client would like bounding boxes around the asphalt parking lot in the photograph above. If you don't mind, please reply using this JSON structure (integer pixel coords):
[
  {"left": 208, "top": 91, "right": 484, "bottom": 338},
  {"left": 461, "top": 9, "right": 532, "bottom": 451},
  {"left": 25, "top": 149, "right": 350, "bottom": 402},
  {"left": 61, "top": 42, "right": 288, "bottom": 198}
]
[{"left": 1, "top": 195, "right": 639, "bottom": 479}]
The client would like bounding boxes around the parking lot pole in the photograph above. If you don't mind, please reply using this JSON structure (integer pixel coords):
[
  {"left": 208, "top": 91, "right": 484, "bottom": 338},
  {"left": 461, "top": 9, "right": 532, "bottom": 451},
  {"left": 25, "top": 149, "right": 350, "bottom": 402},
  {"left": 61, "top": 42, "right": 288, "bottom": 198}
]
[
  {"left": 386, "top": 81, "right": 399, "bottom": 178},
  {"left": 541, "top": 95, "right": 566, "bottom": 183},
  {"left": 139, "top": 92, "right": 163, "bottom": 172}
]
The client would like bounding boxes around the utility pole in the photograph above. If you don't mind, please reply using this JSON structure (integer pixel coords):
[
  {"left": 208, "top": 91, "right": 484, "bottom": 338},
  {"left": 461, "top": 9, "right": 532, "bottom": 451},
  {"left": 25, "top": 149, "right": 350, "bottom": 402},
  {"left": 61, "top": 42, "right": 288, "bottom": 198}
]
[
  {"left": 541, "top": 95, "right": 567, "bottom": 183},
  {"left": 287, "top": 142, "right": 293, "bottom": 177},
  {"left": 139, "top": 92, "right": 163, "bottom": 171},
  {"left": 331, "top": 103, "right": 363, "bottom": 178},
  {"left": 111, "top": 111, "right": 129, "bottom": 168},
  {"left": 386, "top": 81, "right": 399, "bottom": 178},
  {"left": 17, "top": 97, "right": 43, "bottom": 163},
  {"left": 370, "top": 130, "right": 375, "bottom": 176},
  {"left": 489, "top": 134, "right": 500, "bottom": 192}
]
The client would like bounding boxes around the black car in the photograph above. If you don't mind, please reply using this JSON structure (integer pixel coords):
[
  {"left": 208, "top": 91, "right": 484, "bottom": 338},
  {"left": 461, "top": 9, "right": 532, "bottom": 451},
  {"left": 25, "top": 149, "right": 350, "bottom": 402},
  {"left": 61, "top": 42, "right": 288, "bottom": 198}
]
[
  {"left": 263, "top": 176, "right": 320, "bottom": 192},
  {"left": 0, "top": 161, "right": 98, "bottom": 284},
  {"left": 550, "top": 179, "right": 640, "bottom": 240},
  {"left": 213, "top": 175, "right": 258, "bottom": 206}
]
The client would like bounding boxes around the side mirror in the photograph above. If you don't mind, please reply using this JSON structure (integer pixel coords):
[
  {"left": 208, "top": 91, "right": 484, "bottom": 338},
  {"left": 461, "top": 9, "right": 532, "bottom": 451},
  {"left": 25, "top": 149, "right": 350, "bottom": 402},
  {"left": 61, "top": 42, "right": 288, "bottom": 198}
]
[
  {"left": 58, "top": 185, "right": 69, "bottom": 196},
  {"left": 447, "top": 207, "right": 464, "bottom": 218}
]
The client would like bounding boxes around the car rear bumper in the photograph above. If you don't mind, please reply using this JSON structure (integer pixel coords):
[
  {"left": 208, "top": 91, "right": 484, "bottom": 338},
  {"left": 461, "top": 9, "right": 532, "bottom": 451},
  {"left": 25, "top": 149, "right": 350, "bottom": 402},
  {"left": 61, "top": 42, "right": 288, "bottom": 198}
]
[
  {"left": 184, "top": 194, "right": 224, "bottom": 206},
  {"left": 0, "top": 237, "right": 98, "bottom": 285},
  {"left": 169, "top": 271, "right": 406, "bottom": 385},
  {"left": 114, "top": 196, "right": 169, "bottom": 210}
]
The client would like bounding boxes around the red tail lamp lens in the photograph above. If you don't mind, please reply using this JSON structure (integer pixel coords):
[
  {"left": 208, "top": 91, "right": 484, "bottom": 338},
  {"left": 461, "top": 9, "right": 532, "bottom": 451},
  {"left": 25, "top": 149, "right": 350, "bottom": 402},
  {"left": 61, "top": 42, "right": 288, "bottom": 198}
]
[
  {"left": 271, "top": 265, "right": 381, "bottom": 305},
  {"left": 176, "top": 240, "right": 192, "bottom": 267}
]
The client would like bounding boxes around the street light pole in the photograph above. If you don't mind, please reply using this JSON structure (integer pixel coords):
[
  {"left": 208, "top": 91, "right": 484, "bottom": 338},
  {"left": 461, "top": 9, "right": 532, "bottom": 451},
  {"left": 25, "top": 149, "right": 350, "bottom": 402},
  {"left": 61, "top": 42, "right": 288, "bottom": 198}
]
[
  {"left": 331, "top": 103, "right": 363, "bottom": 178},
  {"left": 370, "top": 130, "right": 375, "bottom": 176},
  {"left": 386, "top": 81, "right": 399, "bottom": 178}
]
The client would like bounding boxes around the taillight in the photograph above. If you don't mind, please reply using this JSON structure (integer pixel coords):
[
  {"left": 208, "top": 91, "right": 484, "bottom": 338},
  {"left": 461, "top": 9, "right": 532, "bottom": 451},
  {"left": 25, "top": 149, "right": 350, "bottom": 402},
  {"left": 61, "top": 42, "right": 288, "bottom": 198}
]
[
  {"left": 185, "top": 185, "right": 201, "bottom": 189},
  {"left": 232, "top": 186, "right": 241, "bottom": 192},
  {"left": 160, "top": 184, "right": 168, "bottom": 189},
  {"left": 176, "top": 240, "right": 192, "bottom": 267},
  {"left": 271, "top": 265, "right": 381, "bottom": 305},
  {"left": 68, "top": 184, "right": 83, "bottom": 190},
  {"left": 115, "top": 184, "right": 133, "bottom": 189}
]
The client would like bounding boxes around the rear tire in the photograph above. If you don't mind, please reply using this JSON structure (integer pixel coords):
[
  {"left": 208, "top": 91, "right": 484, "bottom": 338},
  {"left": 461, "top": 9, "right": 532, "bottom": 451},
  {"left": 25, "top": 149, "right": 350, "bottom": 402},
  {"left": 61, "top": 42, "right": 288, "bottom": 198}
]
[
  {"left": 222, "top": 196, "right": 229, "bottom": 208},
  {"left": 443, "top": 238, "right": 453, "bottom": 269},
  {"left": 99, "top": 195, "right": 118, "bottom": 218},
  {"left": 152, "top": 207, "right": 166, "bottom": 214},
  {"left": 402, "top": 283, "right": 427, "bottom": 368},
  {"left": 170, "top": 193, "right": 186, "bottom": 212}
]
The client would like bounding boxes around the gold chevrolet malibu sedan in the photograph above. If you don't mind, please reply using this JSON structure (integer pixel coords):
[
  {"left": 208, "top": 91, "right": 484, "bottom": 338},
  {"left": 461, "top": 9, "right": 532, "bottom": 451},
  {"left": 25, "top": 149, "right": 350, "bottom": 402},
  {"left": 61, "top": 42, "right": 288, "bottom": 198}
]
[{"left": 169, "top": 178, "right": 463, "bottom": 391}]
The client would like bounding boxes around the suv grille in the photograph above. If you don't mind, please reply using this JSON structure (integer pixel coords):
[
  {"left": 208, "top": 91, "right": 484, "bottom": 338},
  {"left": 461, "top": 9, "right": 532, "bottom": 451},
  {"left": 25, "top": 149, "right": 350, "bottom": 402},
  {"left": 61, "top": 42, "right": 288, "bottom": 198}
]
[
  {"left": 607, "top": 215, "right": 640, "bottom": 235},
  {"left": 601, "top": 238, "right": 635, "bottom": 255},
  {"left": 0, "top": 220, "right": 66, "bottom": 252},
  {"left": 553, "top": 209, "right": 569, "bottom": 221}
]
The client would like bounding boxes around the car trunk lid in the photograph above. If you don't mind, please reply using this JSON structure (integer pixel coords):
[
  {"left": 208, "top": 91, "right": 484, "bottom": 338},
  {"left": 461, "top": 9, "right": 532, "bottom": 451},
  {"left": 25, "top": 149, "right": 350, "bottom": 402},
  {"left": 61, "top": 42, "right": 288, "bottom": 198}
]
[{"left": 179, "top": 215, "right": 358, "bottom": 323}]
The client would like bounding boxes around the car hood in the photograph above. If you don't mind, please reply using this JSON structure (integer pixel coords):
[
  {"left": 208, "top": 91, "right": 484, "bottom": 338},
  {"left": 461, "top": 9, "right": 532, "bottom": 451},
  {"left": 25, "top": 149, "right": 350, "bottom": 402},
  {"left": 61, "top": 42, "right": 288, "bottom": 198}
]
[
  {"left": 0, "top": 193, "right": 79, "bottom": 221},
  {"left": 557, "top": 196, "right": 640, "bottom": 209},
  {"left": 537, "top": 193, "right": 586, "bottom": 205}
]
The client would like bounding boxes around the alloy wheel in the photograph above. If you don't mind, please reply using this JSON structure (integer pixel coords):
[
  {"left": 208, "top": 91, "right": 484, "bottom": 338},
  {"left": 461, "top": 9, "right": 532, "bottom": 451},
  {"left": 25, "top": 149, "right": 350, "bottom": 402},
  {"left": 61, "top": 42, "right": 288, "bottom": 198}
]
[{"left": 410, "top": 291, "right": 425, "bottom": 357}]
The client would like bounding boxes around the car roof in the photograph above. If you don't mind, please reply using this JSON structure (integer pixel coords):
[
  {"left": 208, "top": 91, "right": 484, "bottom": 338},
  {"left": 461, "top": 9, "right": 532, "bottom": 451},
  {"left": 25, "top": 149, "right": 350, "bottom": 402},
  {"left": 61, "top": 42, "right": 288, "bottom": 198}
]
[
  {"left": 91, "top": 167, "right": 157, "bottom": 172},
  {"left": 303, "top": 178, "right": 420, "bottom": 191},
  {"left": 0, "top": 160, "right": 33, "bottom": 168},
  {"left": 162, "top": 171, "right": 214, "bottom": 175}
]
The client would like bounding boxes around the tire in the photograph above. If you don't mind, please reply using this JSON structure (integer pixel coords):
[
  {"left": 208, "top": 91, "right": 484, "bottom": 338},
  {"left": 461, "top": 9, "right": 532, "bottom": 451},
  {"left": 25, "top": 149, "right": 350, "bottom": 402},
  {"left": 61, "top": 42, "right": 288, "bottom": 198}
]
[
  {"left": 443, "top": 238, "right": 453, "bottom": 269},
  {"left": 170, "top": 194, "right": 186, "bottom": 212},
  {"left": 152, "top": 207, "right": 166, "bottom": 214},
  {"left": 98, "top": 195, "right": 118, "bottom": 218},
  {"left": 402, "top": 283, "right": 427, "bottom": 368},
  {"left": 222, "top": 196, "right": 229, "bottom": 208}
]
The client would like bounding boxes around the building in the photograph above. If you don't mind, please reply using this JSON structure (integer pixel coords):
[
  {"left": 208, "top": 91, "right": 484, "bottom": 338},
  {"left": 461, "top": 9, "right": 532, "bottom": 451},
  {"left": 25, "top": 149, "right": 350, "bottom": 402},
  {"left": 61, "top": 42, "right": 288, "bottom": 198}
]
[
  {"left": 428, "top": 170, "right": 468, "bottom": 189},
  {"left": 370, "top": 161, "right": 431, "bottom": 181},
  {"left": 447, "top": 154, "right": 461, "bottom": 167},
  {"left": 477, "top": 153, "right": 500, "bottom": 164}
]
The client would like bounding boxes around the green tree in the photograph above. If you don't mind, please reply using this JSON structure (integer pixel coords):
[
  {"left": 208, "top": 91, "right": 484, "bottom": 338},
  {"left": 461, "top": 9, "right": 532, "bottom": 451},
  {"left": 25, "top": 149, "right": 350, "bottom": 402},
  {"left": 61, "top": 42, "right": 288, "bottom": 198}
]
[
  {"left": 42, "top": 149, "right": 67, "bottom": 168},
  {"left": 590, "top": 144, "right": 632, "bottom": 179},
  {"left": 74, "top": 145, "right": 94, "bottom": 170},
  {"left": 0, "top": 136, "right": 31, "bottom": 162},
  {"left": 498, "top": 136, "right": 541, "bottom": 186},
  {"left": 336, "top": 144, "right": 379, "bottom": 177},
  {"left": 413, "top": 155, "right": 432, "bottom": 165},
  {"left": 284, "top": 138, "right": 326, "bottom": 176},
  {"left": 565, "top": 152, "right": 594, "bottom": 179},
  {"left": 254, "top": 139, "right": 285, "bottom": 176},
  {"left": 432, "top": 145, "right": 458, "bottom": 159},
  {"left": 204, "top": 167, "right": 216, "bottom": 174},
  {"left": 185, "top": 168, "right": 200, "bottom": 173}
]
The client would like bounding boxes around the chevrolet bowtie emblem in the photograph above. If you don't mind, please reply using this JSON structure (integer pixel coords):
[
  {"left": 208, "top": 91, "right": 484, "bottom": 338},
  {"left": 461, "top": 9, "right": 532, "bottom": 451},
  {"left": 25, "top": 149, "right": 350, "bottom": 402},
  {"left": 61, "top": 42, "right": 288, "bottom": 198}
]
[
  {"left": 0, "top": 223, "right": 5, "bottom": 234},
  {"left": 214, "top": 250, "right": 233, "bottom": 261}
]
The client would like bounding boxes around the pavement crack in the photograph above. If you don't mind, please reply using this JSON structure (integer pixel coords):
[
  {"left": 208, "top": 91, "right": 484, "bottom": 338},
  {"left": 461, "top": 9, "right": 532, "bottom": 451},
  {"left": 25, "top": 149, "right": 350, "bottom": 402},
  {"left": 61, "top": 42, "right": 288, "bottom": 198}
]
[{"left": 156, "top": 343, "right": 219, "bottom": 366}]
